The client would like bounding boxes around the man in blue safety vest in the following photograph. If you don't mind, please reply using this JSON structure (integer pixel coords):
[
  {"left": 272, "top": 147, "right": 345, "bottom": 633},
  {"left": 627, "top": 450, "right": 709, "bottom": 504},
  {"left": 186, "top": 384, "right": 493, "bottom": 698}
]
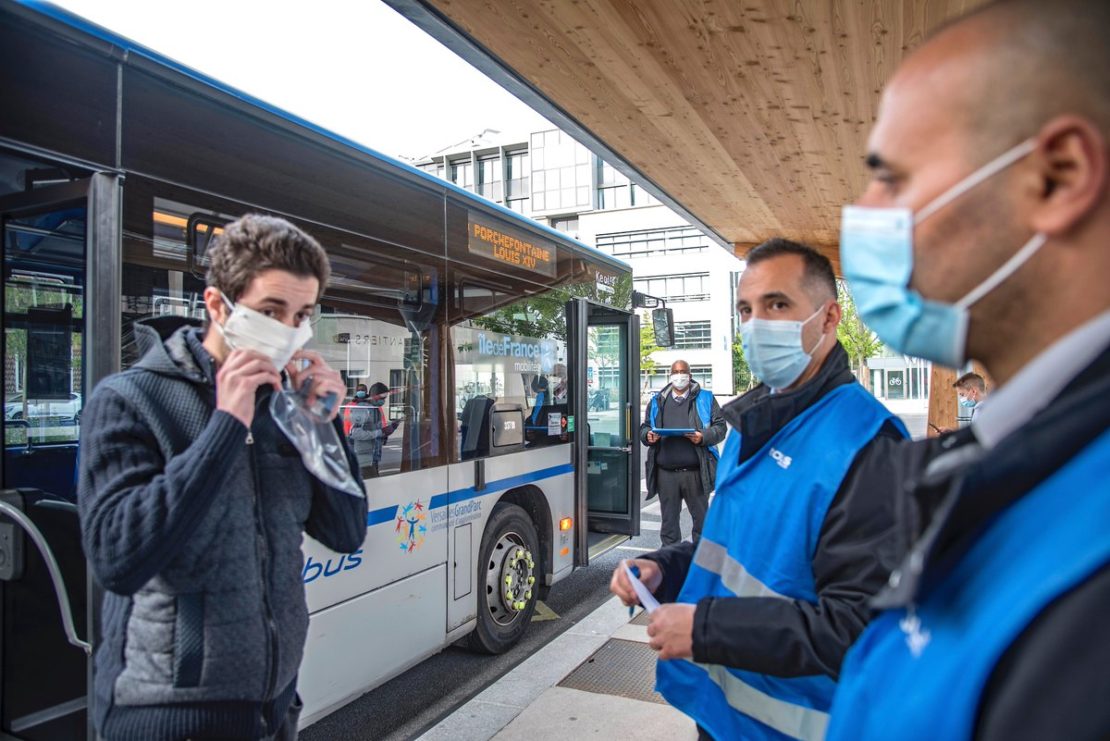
[
  {"left": 641, "top": 359, "right": 726, "bottom": 545},
  {"left": 613, "top": 239, "right": 908, "bottom": 740},
  {"left": 827, "top": 0, "right": 1110, "bottom": 738}
]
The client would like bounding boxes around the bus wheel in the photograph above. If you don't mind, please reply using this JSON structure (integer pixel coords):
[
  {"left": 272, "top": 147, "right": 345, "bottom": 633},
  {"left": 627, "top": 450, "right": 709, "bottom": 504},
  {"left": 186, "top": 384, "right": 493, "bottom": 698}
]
[{"left": 466, "top": 503, "right": 540, "bottom": 654}]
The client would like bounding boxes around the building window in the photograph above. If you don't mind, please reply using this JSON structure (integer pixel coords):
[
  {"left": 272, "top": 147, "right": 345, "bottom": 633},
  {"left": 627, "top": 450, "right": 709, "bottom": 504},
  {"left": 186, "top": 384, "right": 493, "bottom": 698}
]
[
  {"left": 633, "top": 273, "right": 710, "bottom": 303},
  {"left": 476, "top": 155, "right": 501, "bottom": 201},
  {"left": 641, "top": 364, "right": 712, "bottom": 391},
  {"left": 673, "top": 320, "right": 711, "bottom": 349},
  {"left": 597, "top": 161, "right": 657, "bottom": 210},
  {"left": 530, "top": 130, "right": 592, "bottom": 213},
  {"left": 420, "top": 161, "right": 445, "bottom": 181},
  {"left": 450, "top": 159, "right": 474, "bottom": 190},
  {"left": 597, "top": 225, "right": 709, "bottom": 258},
  {"left": 549, "top": 216, "right": 579, "bottom": 239}
]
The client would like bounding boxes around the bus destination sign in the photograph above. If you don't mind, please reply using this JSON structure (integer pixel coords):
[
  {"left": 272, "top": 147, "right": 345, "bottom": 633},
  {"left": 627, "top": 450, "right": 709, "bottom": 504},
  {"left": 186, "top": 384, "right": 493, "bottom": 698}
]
[{"left": 468, "top": 213, "right": 556, "bottom": 278}]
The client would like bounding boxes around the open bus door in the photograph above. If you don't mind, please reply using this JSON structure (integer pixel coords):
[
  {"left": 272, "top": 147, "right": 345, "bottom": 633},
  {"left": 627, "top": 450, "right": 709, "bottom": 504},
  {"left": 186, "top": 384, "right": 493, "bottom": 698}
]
[
  {"left": 0, "top": 173, "right": 120, "bottom": 740},
  {"left": 566, "top": 298, "right": 640, "bottom": 567}
]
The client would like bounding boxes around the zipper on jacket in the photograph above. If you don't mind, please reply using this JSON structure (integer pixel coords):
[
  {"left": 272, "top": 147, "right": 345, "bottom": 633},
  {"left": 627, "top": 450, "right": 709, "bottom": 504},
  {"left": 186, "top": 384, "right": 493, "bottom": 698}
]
[{"left": 249, "top": 395, "right": 280, "bottom": 735}]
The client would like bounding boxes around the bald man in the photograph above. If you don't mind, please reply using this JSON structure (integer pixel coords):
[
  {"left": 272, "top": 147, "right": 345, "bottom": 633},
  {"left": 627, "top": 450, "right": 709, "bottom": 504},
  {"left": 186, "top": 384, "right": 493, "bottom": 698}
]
[{"left": 831, "top": 1, "right": 1110, "bottom": 739}]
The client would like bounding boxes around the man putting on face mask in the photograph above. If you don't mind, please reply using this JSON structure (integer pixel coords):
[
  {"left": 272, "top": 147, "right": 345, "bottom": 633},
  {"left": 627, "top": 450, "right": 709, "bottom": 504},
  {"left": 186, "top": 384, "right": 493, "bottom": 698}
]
[
  {"left": 78, "top": 214, "right": 367, "bottom": 741},
  {"left": 614, "top": 239, "right": 908, "bottom": 740},
  {"left": 830, "top": 1, "right": 1110, "bottom": 738},
  {"left": 641, "top": 360, "right": 726, "bottom": 546}
]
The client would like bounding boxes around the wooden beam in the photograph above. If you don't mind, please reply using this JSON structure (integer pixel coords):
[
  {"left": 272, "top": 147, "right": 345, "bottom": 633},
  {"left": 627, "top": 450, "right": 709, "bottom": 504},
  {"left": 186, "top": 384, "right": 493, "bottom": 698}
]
[{"left": 927, "top": 366, "right": 957, "bottom": 436}]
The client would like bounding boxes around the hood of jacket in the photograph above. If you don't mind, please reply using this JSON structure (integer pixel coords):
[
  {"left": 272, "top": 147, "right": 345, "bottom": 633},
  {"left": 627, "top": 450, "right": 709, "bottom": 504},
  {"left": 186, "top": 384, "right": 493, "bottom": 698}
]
[{"left": 132, "top": 316, "right": 213, "bottom": 386}]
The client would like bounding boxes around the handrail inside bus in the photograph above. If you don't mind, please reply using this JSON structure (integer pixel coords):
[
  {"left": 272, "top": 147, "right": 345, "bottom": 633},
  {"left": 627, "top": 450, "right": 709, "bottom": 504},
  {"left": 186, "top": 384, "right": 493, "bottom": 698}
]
[{"left": 0, "top": 499, "right": 91, "bottom": 655}]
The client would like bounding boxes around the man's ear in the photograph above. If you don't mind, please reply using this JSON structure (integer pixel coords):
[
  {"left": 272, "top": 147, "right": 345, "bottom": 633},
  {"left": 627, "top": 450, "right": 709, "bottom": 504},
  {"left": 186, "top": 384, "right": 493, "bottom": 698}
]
[
  {"left": 1029, "top": 115, "right": 1108, "bottom": 237},
  {"left": 826, "top": 301, "right": 843, "bottom": 333},
  {"left": 202, "top": 286, "right": 226, "bottom": 325}
]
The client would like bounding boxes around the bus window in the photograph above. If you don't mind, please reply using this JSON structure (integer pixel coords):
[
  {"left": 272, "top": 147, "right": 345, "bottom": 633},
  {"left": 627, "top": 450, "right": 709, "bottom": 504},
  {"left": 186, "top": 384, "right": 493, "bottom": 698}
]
[{"left": 450, "top": 281, "right": 570, "bottom": 460}]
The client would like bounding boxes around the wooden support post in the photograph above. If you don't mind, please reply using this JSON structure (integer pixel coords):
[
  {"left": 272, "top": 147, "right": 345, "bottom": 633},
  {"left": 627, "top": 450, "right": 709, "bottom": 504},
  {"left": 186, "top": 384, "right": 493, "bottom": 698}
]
[{"left": 927, "top": 365, "right": 957, "bottom": 436}]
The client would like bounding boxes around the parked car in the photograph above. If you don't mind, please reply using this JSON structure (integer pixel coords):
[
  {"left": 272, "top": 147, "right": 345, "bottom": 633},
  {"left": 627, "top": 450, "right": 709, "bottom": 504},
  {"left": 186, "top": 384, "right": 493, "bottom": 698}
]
[{"left": 4, "top": 392, "right": 82, "bottom": 424}]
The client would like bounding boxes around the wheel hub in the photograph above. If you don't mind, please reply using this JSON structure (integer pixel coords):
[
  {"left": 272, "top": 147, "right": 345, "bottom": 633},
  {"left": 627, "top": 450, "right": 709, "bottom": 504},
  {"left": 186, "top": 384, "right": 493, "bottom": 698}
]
[{"left": 486, "top": 534, "right": 535, "bottom": 625}]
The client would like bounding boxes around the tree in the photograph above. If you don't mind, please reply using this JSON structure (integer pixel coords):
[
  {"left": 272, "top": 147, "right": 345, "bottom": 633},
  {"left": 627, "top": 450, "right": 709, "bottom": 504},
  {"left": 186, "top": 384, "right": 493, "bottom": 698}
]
[
  {"left": 836, "top": 281, "right": 884, "bottom": 390},
  {"left": 640, "top": 320, "right": 661, "bottom": 390},
  {"left": 732, "top": 335, "right": 755, "bottom": 392},
  {"left": 472, "top": 273, "right": 632, "bottom": 342}
]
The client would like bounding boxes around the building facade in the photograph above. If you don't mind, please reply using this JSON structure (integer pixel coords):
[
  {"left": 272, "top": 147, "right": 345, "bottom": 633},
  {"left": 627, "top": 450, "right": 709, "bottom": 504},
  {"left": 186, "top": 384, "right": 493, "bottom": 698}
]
[{"left": 414, "top": 128, "right": 744, "bottom": 396}]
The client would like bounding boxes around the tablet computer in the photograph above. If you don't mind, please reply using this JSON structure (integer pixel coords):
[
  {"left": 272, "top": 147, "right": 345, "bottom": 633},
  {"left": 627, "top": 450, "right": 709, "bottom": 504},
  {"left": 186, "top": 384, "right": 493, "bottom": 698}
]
[{"left": 652, "top": 427, "right": 695, "bottom": 437}]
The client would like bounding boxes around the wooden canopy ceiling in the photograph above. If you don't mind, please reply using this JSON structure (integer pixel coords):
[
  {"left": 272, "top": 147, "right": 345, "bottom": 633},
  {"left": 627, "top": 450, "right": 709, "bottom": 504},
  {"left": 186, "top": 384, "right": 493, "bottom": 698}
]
[{"left": 387, "top": 0, "right": 986, "bottom": 267}]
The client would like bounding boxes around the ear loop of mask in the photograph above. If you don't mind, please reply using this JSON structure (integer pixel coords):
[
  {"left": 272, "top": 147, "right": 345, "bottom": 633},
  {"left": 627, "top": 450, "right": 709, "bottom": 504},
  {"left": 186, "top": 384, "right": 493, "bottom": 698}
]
[{"left": 914, "top": 138, "right": 1047, "bottom": 311}]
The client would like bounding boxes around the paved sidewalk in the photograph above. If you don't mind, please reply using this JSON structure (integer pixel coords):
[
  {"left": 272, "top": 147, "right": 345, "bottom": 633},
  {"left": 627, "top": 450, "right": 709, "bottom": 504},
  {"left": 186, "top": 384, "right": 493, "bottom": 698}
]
[{"left": 417, "top": 597, "right": 697, "bottom": 741}]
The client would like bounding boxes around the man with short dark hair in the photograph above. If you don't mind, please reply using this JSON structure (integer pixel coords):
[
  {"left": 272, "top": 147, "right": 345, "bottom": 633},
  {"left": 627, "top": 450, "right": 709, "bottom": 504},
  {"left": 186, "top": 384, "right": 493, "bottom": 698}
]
[
  {"left": 641, "top": 359, "right": 726, "bottom": 545},
  {"left": 79, "top": 214, "right": 367, "bottom": 740},
  {"left": 614, "top": 239, "right": 908, "bottom": 740},
  {"left": 831, "top": 0, "right": 1110, "bottom": 737},
  {"left": 954, "top": 371, "right": 988, "bottom": 422}
]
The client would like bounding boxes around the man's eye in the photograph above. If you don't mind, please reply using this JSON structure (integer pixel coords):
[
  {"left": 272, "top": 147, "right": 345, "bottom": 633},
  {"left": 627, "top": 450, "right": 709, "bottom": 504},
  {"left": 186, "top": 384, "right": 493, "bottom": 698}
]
[
  {"left": 772, "top": 301, "right": 788, "bottom": 311},
  {"left": 262, "top": 309, "right": 277, "bottom": 318}
]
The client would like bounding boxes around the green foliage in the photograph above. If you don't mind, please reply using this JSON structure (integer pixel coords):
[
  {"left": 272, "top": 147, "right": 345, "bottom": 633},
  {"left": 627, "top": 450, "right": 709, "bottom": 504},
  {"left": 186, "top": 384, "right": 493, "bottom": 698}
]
[
  {"left": 732, "top": 335, "right": 755, "bottom": 392},
  {"left": 640, "top": 319, "right": 661, "bottom": 375},
  {"left": 836, "top": 281, "right": 883, "bottom": 388},
  {"left": 472, "top": 273, "right": 632, "bottom": 341}
]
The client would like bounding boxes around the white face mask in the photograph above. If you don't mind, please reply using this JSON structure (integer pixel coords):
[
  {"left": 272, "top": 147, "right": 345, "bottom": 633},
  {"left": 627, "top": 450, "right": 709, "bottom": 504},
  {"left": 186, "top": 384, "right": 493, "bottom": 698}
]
[
  {"left": 212, "top": 291, "right": 314, "bottom": 371},
  {"left": 670, "top": 373, "right": 691, "bottom": 390}
]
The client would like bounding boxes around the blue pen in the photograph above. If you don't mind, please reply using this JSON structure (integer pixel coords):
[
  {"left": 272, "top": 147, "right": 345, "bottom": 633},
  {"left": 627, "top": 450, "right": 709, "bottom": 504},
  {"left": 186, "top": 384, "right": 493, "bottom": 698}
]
[{"left": 628, "top": 564, "right": 640, "bottom": 617}]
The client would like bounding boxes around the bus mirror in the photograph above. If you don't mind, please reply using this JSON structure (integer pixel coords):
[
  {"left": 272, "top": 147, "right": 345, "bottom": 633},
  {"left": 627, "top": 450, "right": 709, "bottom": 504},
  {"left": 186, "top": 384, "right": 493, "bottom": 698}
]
[
  {"left": 652, "top": 308, "right": 675, "bottom": 348},
  {"left": 187, "top": 215, "right": 227, "bottom": 279}
]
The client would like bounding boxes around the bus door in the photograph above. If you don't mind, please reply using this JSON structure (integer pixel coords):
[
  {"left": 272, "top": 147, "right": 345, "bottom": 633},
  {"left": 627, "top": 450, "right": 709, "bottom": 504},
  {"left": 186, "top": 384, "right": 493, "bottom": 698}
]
[
  {"left": 567, "top": 298, "right": 640, "bottom": 567},
  {"left": 0, "top": 173, "right": 120, "bottom": 740}
]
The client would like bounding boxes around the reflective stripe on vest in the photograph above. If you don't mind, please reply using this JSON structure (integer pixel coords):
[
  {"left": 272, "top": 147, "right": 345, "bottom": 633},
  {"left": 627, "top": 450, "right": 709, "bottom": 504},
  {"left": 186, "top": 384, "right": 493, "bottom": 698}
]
[
  {"left": 828, "top": 427, "right": 1110, "bottom": 741},
  {"left": 657, "top": 383, "right": 906, "bottom": 741}
]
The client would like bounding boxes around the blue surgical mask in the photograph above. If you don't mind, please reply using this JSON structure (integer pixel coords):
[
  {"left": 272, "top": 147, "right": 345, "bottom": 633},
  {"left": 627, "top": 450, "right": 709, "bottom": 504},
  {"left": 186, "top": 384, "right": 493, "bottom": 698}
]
[
  {"left": 958, "top": 395, "right": 977, "bottom": 409},
  {"left": 355, "top": 390, "right": 368, "bottom": 399},
  {"left": 840, "top": 139, "right": 1047, "bottom": 367},
  {"left": 740, "top": 304, "right": 827, "bottom": 391}
]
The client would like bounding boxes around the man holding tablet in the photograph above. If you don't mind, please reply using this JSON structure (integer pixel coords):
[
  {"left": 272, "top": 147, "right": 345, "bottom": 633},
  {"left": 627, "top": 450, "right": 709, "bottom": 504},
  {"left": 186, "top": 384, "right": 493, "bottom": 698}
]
[{"left": 641, "top": 359, "right": 726, "bottom": 546}]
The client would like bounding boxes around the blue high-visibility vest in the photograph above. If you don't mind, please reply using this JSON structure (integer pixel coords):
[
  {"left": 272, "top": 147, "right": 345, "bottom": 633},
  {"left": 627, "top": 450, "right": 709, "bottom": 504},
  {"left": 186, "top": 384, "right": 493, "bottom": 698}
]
[
  {"left": 827, "top": 427, "right": 1110, "bottom": 741},
  {"left": 656, "top": 383, "right": 905, "bottom": 741},
  {"left": 649, "top": 388, "right": 720, "bottom": 460}
]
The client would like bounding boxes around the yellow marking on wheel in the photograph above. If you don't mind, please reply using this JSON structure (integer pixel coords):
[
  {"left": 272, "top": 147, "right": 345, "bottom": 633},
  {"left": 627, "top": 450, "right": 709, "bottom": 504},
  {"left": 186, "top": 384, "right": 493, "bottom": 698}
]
[{"left": 530, "top": 600, "right": 560, "bottom": 623}]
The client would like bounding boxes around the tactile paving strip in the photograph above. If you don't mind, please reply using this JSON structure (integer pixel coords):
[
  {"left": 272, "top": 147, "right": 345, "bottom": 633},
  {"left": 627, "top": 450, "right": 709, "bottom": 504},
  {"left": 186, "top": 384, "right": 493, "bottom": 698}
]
[
  {"left": 557, "top": 639, "right": 667, "bottom": 705},
  {"left": 630, "top": 609, "right": 652, "bottom": 626}
]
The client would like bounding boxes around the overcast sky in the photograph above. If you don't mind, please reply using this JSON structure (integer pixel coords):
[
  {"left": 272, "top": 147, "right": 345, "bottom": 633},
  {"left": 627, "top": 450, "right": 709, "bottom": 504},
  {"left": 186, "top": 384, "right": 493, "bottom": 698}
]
[{"left": 51, "top": 0, "right": 553, "bottom": 160}]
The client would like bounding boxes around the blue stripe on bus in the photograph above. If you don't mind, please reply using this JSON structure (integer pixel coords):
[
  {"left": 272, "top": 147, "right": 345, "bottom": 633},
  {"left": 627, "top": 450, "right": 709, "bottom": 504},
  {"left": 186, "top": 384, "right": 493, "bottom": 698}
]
[{"left": 365, "top": 463, "right": 574, "bottom": 527}]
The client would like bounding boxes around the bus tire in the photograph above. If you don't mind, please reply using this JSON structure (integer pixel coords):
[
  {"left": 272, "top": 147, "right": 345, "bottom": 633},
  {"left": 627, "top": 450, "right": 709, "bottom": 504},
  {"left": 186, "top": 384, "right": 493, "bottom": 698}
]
[{"left": 466, "top": 503, "right": 540, "bottom": 654}]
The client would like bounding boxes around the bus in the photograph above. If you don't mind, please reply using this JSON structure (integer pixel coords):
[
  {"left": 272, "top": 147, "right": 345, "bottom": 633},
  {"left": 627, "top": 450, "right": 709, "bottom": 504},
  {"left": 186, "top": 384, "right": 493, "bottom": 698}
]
[{"left": 0, "top": 2, "right": 647, "bottom": 735}]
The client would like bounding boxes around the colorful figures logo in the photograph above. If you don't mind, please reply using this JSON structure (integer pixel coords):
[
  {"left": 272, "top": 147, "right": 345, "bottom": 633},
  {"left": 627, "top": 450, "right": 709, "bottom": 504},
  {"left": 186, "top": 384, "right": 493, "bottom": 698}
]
[{"left": 395, "top": 499, "right": 428, "bottom": 553}]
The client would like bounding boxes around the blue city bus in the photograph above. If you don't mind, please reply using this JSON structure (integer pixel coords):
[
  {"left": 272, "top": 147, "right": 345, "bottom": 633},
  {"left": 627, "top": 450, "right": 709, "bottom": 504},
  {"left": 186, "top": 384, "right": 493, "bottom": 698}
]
[{"left": 0, "top": 1, "right": 643, "bottom": 735}]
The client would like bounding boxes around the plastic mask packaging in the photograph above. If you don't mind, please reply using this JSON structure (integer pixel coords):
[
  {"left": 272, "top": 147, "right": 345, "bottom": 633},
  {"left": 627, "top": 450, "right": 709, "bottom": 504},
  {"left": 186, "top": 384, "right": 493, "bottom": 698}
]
[{"left": 270, "top": 377, "right": 364, "bottom": 499}]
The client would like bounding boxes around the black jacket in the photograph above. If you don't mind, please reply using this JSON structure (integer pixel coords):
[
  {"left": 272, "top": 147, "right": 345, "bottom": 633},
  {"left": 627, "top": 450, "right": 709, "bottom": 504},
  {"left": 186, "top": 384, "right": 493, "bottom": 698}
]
[
  {"left": 643, "top": 343, "right": 906, "bottom": 679},
  {"left": 78, "top": 318, "right": 367, "bottom": 740},
  {"left": 867, "top": 343, "right": 1110, "bottom": 740},
  {"left": 640, "top": 381, "right": 727, "bottom": 499}
]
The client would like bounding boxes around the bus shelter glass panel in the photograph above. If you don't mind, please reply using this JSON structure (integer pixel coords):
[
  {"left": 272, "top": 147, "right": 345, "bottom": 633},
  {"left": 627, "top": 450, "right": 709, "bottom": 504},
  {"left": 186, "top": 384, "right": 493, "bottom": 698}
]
[{"left": 587, "top": 323, "right": 630, "bottom": 514}]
